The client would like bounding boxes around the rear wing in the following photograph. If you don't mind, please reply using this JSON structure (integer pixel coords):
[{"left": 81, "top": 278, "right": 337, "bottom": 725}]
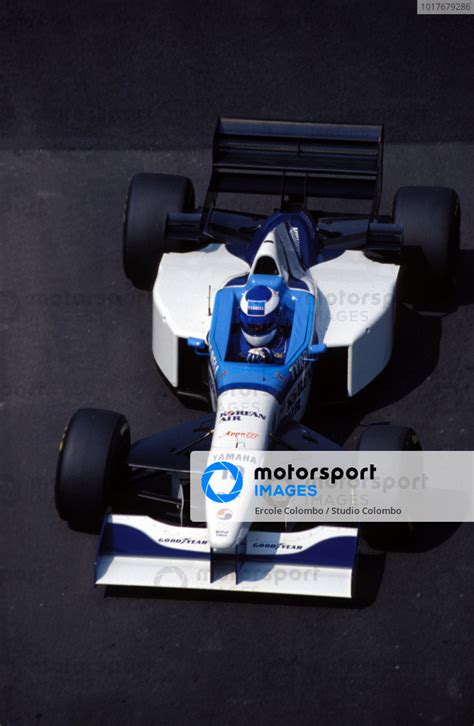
[{"left": 206, "top": 117, "right": 384, "bottom": 215}]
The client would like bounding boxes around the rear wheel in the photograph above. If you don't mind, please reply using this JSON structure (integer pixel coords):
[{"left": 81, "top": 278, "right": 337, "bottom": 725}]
[
  {"left": 55, "top": 408, "right": 130, "bottom": 526},
  {"left": 357, "top": 424, "right": 421, "bottom": 549},
  {"left": 393, "top": 186, "right": 460, "bottom": 303},
  {"left": 123, "top": 173, "right": 195, "bottom": 291}
]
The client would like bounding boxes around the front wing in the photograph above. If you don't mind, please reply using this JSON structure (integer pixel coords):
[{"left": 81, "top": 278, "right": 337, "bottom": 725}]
[{"left": 96, "top": 515, "right": 359, "bottom": 598}]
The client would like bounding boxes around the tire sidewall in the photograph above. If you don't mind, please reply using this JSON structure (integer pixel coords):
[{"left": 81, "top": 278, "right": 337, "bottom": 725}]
[
  {"left": 357, "top": 424, "right": 421, "bottom": 549},
  {"left": 123, "top": 173, "right": 195, "bottom": 291},
  {"left": 55, "top": 408, "right": 130, "bottom": 524},
  {"left": 393, "top": 186, "right": 460, "bottom": 300}
]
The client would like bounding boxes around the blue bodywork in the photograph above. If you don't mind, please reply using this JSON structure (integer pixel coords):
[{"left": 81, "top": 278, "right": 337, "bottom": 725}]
[
  {"left": 223, "top": 209, "right": 320, "bottom": 276},
  {"left": 209, "top": 276, "right": 315, "bottom": 403},
  {"left": 206, "top": 211, "right": 321, "bottom": 404}
]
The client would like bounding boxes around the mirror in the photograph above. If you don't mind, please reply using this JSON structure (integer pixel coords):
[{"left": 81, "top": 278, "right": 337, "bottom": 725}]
[
  {"left": 305, "top": 342, "right": 327, "bottom": 359},
  {"left": 187, "top": 337, "right": 209, "bottom": 356}
]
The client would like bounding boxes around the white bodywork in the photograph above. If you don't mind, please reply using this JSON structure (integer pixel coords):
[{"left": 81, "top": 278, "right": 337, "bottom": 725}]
[
  {"left": 311, "top": 251, "right": 398, "bottom": 395},
  {"left": 153, "top": 244, "right": 248, "bottom": 387}
]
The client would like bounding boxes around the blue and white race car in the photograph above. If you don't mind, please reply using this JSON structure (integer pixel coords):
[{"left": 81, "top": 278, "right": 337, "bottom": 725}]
[{"left": 56, "top": 118, "right": 460, "bottom": 598}]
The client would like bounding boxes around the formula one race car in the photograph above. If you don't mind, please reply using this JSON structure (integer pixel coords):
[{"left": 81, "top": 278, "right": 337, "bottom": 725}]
[{"left": 56, "top": 118, "right": 460, "bottom": 598}]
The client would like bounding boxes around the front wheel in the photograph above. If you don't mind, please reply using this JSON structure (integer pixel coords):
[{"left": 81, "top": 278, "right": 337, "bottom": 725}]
[
  {"left": 55, "top": 408, "right": 130, "bottom": 526},
  {"left": 357, "top": 423, "right": 422, "bottom": 549}
]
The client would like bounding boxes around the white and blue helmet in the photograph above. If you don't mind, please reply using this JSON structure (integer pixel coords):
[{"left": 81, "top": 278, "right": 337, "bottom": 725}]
[{"left": 240, "top": 285, "right": 280, "bottom": 346}]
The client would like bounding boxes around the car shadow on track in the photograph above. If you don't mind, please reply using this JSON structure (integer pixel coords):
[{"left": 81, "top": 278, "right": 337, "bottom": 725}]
[
  {"left": 310, "top": 302, "right": 444, "bottom": 447},
  {"left": 361, "top": 523, "right": 462, "bottom": 554}
]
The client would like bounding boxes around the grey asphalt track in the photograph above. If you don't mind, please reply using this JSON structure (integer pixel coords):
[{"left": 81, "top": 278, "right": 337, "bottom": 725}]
[
  {"left": 0, "top": 0, "right": 473, "bottom": 148},
  {"left": 2, "top": 2, "right": 474, "bottom": 724}
]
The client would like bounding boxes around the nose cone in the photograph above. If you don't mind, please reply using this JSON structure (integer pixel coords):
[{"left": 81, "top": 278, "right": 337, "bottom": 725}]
[
  {"left": 203, "top": 460, "right": 254, "bottom": 550},
  {"left": 207, "top": 517, "right": 250, "bottom": 551}
]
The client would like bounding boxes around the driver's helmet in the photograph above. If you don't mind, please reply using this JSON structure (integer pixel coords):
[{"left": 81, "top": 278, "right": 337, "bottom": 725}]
[{"left": 240, "top": 285, "right": 280, "bottom": 346}]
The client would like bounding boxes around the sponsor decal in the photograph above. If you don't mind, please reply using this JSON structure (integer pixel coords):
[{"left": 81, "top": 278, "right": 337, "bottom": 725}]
[
  {"left": 212, "top": 452, "right": 258, "bottom": 464},
  {"left": 250, "top": 541, "right": 303, "bottom": 552},
  {"left": 289, "top": 354, "right": 310, "bottom": 381},
  {"left": 289, "top": 226, "right": 300, "bottom": 243},
  {"left": 285, "top": 366, "right": 311, "bottom": 418},
  {"left": 201, "top": 461, "right": 243, "bottom": 503},
  {"left": 210, "top": 347, "right": 219, "bottom": 374},
  {"left": 157, "top": 537, "right": 208, "bottom": 546},
  {"left": 209, "top": 347, "right": 228, "bottom": 379},
  {"left": 218, "top": 410, "right": 266, "bottom": 422},
  {"left": 223, "top": 430, "right": 259, "bottom": 440},
  {"left": 248, "top": 301, "right": 265, "bottom": 315}
]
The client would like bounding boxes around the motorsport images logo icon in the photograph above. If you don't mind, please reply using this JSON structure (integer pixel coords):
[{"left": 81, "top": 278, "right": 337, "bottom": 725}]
[{"left": 201, "top": 461, "right": 243, "bottom": 503}]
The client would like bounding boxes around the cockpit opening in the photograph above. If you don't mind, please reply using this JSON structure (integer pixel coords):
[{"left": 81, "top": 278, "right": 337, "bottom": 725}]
[{"left": 253, "top": 256, "right": 280, "bottom": 275}]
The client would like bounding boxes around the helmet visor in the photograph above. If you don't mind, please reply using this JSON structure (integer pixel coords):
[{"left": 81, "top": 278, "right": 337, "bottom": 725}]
[{"left": 242, "top": 321, "right": 275, "bottom": 335}]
